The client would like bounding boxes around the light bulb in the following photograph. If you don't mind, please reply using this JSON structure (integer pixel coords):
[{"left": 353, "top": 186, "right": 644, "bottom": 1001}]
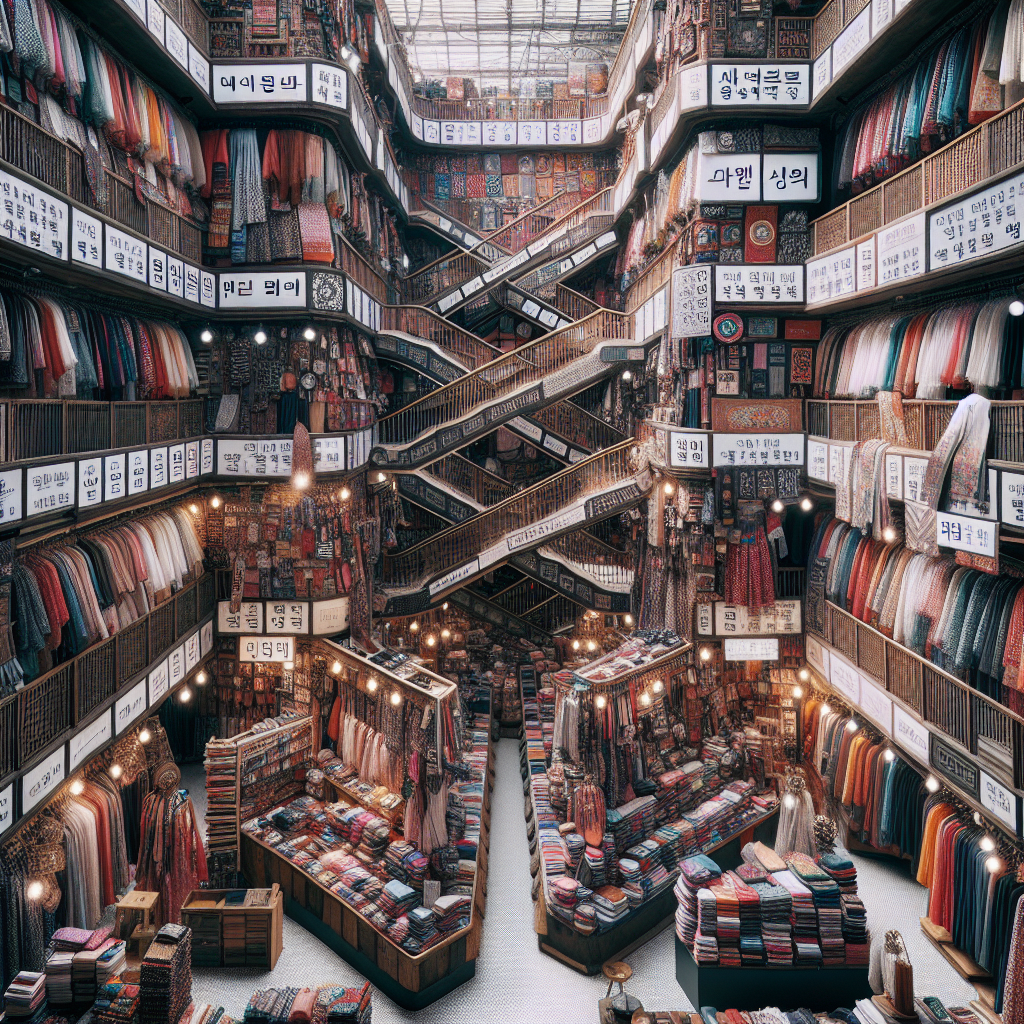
[
  {"left": 332, "top": 660, "right": 342, "bottom": 674},
  {"left": 304, "top": 327, "right": 317, "bottom": 341},
  {"left": 189, "top": 504, "right": 200, "bottom": 515},
  {"left": 254, "top": 330, "right": 268, "bottom": 345},
  {"left": 390, "top": 690, "right": 402, "bottom": 706},
  {"left": 442, "top": 602, "right": 449, "bottom": 611},
  {"left": 882, "top": 527, "right": 896, "bottom": 543},
  {"left": 652, "top": 679, "right": 664, "bottom": 693},
  {"left": 587, "top": 641, "right": 597, "bottom": 652},
  {"left": 572, "top": 640, "right": 580, "bottom": 650},
  {"left": 793, "top": 686, "right": 803, "bottom": 698},
  {"left": 986, "top": 855, "right": 1003, "bottom": 874},
  {"left": 800, "top": 497, "right": 814, "bottom": 512},
  {"left": 846, "top": 719, "right": 858, "bottom": 732},
  {"left": 377, "top": 472, "right": 387, "bottom": 483},
  {"left": 639, "top": 691, "right": 651, "bottom": 707},
  {"left": 200, "top": 329, "right": 213, "bottom": 344},
  {"left": 196, "top": 671, "right": 208, "bottom": 686},
  {"left": 210, "top": 495, "right": 222, "bottom": 509},
  {"left": 980, "top": 835, "right": 996, "bottom": 852},
  {"left": 283, "top": 660, "right": 294, "bottom": 671},
  {"left": 798, "top": 668, "right": 809, "bottom": 681},
  {"left": 925, "top": 775, "right": 940, "bottom": 793},
  {"left": 699, "top": 647, "right": 711, "bottom": 662},
  {"left": 820, "top": 703, "right": 831, "bottom": 715},
  {"left": 70, "top": 779, "right": 85, "bottom": 796},
  {"left": 624, "top": 614, "right": 633, "bottom": 626},
  {"left": 109, "top": 764, "right": 123, "bottom": 780},
  {"left": 884, "top": 749, "right": 895, "bottom": 762},
  {"left": 1010, "top": 300, "right": 1024, "bottom": 317},
  {"left": 783, "top": 794, "right": 796, "bottom": 810},
  {"left": 595, "top": 694, "right": 607, "bottom": 709},
  {"left": 410, "top": 621, "right": 419, "bottom": 632},
  {"left": 293, "top": 471, "right": 310, "bottom": 490},
  {"left": 441, "top": 629, "right": 451, "bottom": 639},
  {"left": 621, "top": 370, "right": 632, "bottom": 381},
  {"left": 426, "top": 635, "right": 436, "bottom": 647},
  {"left": 179, "top": 687, "right": 192, "bottom": 703},
  {"left": 26, "top": 881, "right": 44, "bottom": 901},
  {"left": 663, "top": 482, "right": 675, "bottom": 495},
  {"left": 138, "top": 728, "right": 152, "bottom": 744},
  {"left": 974, "top": 811, "right": 984, "bottom": 826},
  {"left": 340, "top": 487, "right": 351, "bottom": 501},
  {"left": 367, "top": 678, "right": 378, "bottom": 692},
  {"left": 402, "top": 254, "right": 410, "bottom": 270},
  {"left": 771, "top": 499, "right": 785, "bottom": 513}
]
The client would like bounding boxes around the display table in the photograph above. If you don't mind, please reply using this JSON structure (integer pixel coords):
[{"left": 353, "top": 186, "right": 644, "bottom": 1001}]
[{"left": 675, "top": 938, "right": 872, "bottom": 1008}]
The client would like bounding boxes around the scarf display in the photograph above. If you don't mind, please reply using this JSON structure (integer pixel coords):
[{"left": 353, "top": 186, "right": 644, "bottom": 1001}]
[
  {"left": 834, "top": 2, "right": 1024, "bottom": 195},
  {"left": 11, "top": 503, "right": 204, "bottom": 682},
  {"left": 0, "top": 287, "right": 198, "bottom": 400},
  {"left": 2, "top": 0, "right": 204, "bottom": 211},
  {"left": 813, "top": 299, "right": 1023, "bottom": 399},
  {"left": 806, "top": 514, "right": 1024, "bottom": 701}
]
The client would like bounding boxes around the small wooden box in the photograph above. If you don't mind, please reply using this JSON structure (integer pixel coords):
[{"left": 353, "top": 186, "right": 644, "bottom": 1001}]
[{"left": 181, "top": 884, "right": 283, "bottom": 970}]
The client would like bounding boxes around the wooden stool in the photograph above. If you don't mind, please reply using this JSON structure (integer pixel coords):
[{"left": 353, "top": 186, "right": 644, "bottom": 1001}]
[
  {"left": 115, "top": 891, "right": 160, "bottom": 958},
  {"left": 602, "top": 961, "right": 632, "bottom": 999}
]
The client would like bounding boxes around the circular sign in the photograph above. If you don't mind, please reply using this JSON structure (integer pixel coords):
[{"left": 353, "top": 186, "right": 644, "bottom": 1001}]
[
  {"left": 713, "top": 313, "right": 744, "bottom": 342},
  {"left": 749, "top": 219, "right": 776, "bottom": 246},
  {"left": 300, "top": 372, "right": 317, "bottom": 391}
]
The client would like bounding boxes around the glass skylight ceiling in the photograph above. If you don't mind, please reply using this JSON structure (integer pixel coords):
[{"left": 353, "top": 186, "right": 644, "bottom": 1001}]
[{"left": 385, "top": 0, "right": 632, "bottom": 84}]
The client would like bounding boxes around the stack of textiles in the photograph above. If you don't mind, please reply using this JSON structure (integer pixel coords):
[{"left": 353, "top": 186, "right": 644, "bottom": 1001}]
[
  {"left": 139, "top": 926, "right": 192, "bottom": 1024},
  {"left": 786, "top": 854, "right": 844, "bottom": 964},
  {"left": 674, "top": 855, "right": 722, "bottom": 946},
  {"left": 834, "top": 5, "right": 1024, "bottom": 197},
  {"left": 377, "top": 880, "right": 419, "bottom": 920},
  {"left": 606, "top": 796, "right": 657, "bottom": 853},
  {"left": 812, "top": 300, "right": 1022, "bottom": 399},
  {"left": 404, "top": 906, "right": 439, "bottom": 953},
  {"left": 694, "top": 888, "right": 719, "bottom": 963},
  {"left": 44, "top": 955, "right": 73, "bottom": 1007},
  {"left": 730, "top": 873, "right": 765, "bottom": 964},
  {"left": 749, "top": 880, "right": 793, "bottom": 965},
  {"left": 0, "top": 290, "right": 200, "bottom": 401},
  {"left": 432, "top": 895, "right": 471, "bottom": 933},
  {"left": 548, "top": 877, "right": 582, "bottom": 925},
  {"left": 70, "top": 941, "right": 126, "bottom": 1005},
  {"left": 710, "top": 882, "right": 741, "bottom": 966},
  {"left": 773, "top": 871, "right": 821, "bottom": 963},
  {"left": 592, "top": 885, "right": 630, "bottom": 927},
  {"left": 316, "top": 985, "right": 372, "bottom": 1024},
  {"left": 817, "top": 849, "right": 858, "bottom": 894},
  {"left": 4, "top": 973, "right": 47, "bottom": 1024},
  {"left": 93, "top": 979, "right": 141, "bottom": 1024},
  {"left": 188, "top": 1006, "right": 239, "bottom": 1024},
  {"left": 383, "top": 841, "right": 429, "bottom": 888},
  {"left": 244, "top": 989, "right": 298, "bottom": 1024},
  {"left": 840, "top": 895, "right": 869, "bottom": 962},
  {"left": 652, "top": 761, "right": 714, "bottom": 823},
  {"left": 13, "top": 504, "right": 205, "bottom": 682}
]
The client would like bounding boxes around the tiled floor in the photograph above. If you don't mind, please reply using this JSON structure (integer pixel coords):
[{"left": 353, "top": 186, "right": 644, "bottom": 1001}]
[{"left": 181, "top": 741, "right": 978, "bottom": 1023}]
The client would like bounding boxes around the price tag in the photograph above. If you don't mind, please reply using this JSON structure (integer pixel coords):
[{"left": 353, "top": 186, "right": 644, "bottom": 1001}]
[
  {"left": 115, "top": 679, "right": 148, "bottom": 734},
  {"left": 127, "top": 450, "right": 149, "bottom": 495},
  {"left": 885, "top": 453, "right": 903, "bottom": 499}
]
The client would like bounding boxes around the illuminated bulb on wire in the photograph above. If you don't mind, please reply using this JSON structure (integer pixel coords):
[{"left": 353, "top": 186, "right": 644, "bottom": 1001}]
[
  {"left": 798, "top": 668, "right": 809, "bottom": 681},
  {"left": 846, "top": 718, "right": 858, "bottom": 732},
  {"left": 283, "top": 661, "right": 294, "bottom": 671},
  {"left": 639, "top": 691, "right": 651, "bottom": 707},
  {"left": 340, "top": 487, "right": 351, "bottom": 501},
  {"left": 800, "top": 496, "right": 814, "bottom": 512},
  {"left": 331, "top": 660, "right": 342, "bottom": 674},
  {"left": 595, "top": 695, "right": 607, "bottom": 710},
  {"left": 179, "top": 687, "right": 192, "bottom": 703},
  {"left": 138, "top": 728, "right": 152, "bottom": 744},
  {"left": 293, "top": 471, "right": 310, "bottom": 490},
  {"left": 70, "top": 779, "right": 85, "bottom": 796},
  {"left": 26, "top": 881, "right": 44, "bottom": 901},
  {"left": 1010, "top": 300, "right": 1024, "bottom": 317},
  {"left": 652, "top": 679, "right": 664, "bottom": 693},
  {"left": 254, "top": 330, "right": 268, "bottom": 345},
  {"left": 304, "top": 327, "right": 317, "bottom": 341},
  {"left": 884, "top": 749, "right": 895, "bottom": 762},
  {"left": 367, "top": 678, "right": 378, "bottom": 693},
  {"left": 980, "top": 834, "right": 996, "bottom": 852},
  {"left": 699, "top": 647, "right": 711, "bottom": 662},
  {"left": 883, "top": 527, "right": 896, "bottom": 543},
  {"left": 189, "top": 504, "right": 200, "bottom": 515},
  {"left": 986, "top": 855, "right": 1003, "bottom": 874},
  {"left": 109, "top": 764, "right": 123, "bottom": 780},
  {"left": 196, "top": 671, "right": 208, "bottom": 686},
  {"left": 425, "top": 635, "right": 436, "bottom": 647},
  {"left": 390, "top": 690, "right": 402, "bottom": 706},
  {"left": 771, "top": 499, "right": 785, "bottom": 513},
  {"left": 200, "top": 329, "right": 213, "bottom": 344},
  {"left": 793, "top": 686, "right": 803, "bottom": 699},
  {"left": 925, "top": 775, "right": 941, "bottom": 793}
]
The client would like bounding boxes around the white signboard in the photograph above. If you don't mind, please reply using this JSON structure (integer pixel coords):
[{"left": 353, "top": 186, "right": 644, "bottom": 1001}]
[
  {"left": 266, "top": 602, "right": 310, "bottom": 635},
  {"left": 201, "top": 438, "right": 214, "bottom": 475},
  {"left": 808, "top": 440, "right": 829, "bottom": 482},
  {"left": 105, "top": 225, "right": 147, "bottom": 284},
  {"left": 832, "top": 7, "right": 871, "bottom": 74},
  {"left": 429, "top": 559, "right": 480, "bottom": 597},
  {"left": 763, "top": 153, "right": 819, "bottom": 202},
  {"left": 857, "top": 237, "right": 876, "bottom": 291},
  {"left": 724, "top": 637, "right": 779, "bottom": 661},
  {"left": 506, "top": 505, "right": 586, "bottom": 551},
  {"left": 27, "top": 462, "right": 74, "bottom": 517},
  {"left": 669, "top": 431, "right": 709, "bottom": 469},
  {"left": 806, "top": 634, "right": 830, "bottom": 679},
  {"left": 812, "top": 50, "right": 832, "bottom": 99},
  {"left": 146, "top": 0, "right": 165, "bottom": 39},
  {"left": 930, "top": 170, "right": 1024, "bottom": 270},
  {"left": 240, "top": 636, "right": 295, "bottom": 662},
  {"left": 312, "top": 64, "right": 347, "bottom": 109},
  {"left": 213, "top": 64, "right": 307, "bottom": 103},
  {"left": 712, "top": 433, "right": 804, "bottom": 467},
  {"left": 699, "top": 153, "right": 761, "bottom": 202},
  {"left": 217, "top": 439, "right": 292, "bottom": 476},
  {"left": 829, "top": 654, "right": 861, "bottom": 705},
  {"left": 1001, "top": 471, "right": 1024, "bottom": 528},
  {"left": 715, "top": 266, "right": 804, "bottom": 303},
  {"left": 185, "top": 631, "right": 201, "bottom": 670},
  {"left": 22, "top": 746, "right": 65, "bottom": 812},
  {"left": 0, "top": 168, "right": 68, "bottom": 261},
  {"left": 904, "top": 457, "right": 928, "bottom": 503},
  {"left": 201, "top": 620, "right": 213, "bottom": 656},
  {"left": 710, "top": 64, "right": 809, "bottom": 106},
  {"left": 877, "top": 212, "right": 926, "bottom": 285},
  {"left": 893, "top": 705, "right": 930, "bottom": 763},
  {"left": 128, "top": 450, "right": 149, "bottom": 495},
  {"left": 672, "top": 265, "right": 712, "bottom": 338},
  {"left": 70, "top": 712, "right": 112, "bottom": 771},
  {"left": 169, "top": 443, "right": 185, "bottom": 483},
  {"left": 312, "top": 596, "right": 351, "bottom": 634},
  {"left": 885, "top": 452, "right": 903, "bottom": 499},
  {"left": 936, "top": 512, "right": 996, "bottom": 557},
  {"left": 218, "top": 602, "right": 264, "bottom": 634},
  {"left": 859, "top": 676, "right": 893, "bottom": 737},
  {"left": 980, "top": 771, "right": 1020, "bottom": 833},
  {"left": 148, "top": 659, "right": 169, "bottom": 705},
  {"left": 165, "top": 18, "right": 188, "bottom": 67},
  {"left": 115, "top": 679, "right": 148, "bottom": 734},
  {"left": 104, "top": 453, "right": 126, "bottom": 503},
  {"left": 71, "top": 208, "right": 102, "bottom": 268},
  {"left": 0, "top": 784, "right": 13, "bottom": 837},
  {"left": 220, "top": 272, "right": 306, "bottom": 308},
  {"left": 187, "top": 43, "right": 210, "bottom": 92},
  {"left": 167, "top": 643, "right": 187, "bottom": 688},
  {"left": 150, "top": 447, "right": 168, "bottom": 489},
  {"left": 807, "top": 247, "right": 856, "bottom": 305},
  {"left": 713, "top": 600, "right": 801, "bottom": 636},
  {"left": 0, "top": 468, "right": 20, "bottom": 524}
]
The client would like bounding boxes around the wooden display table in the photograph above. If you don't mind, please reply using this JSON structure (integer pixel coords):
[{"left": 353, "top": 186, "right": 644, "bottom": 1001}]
[
  {"left": 675, "top": 939, "right": 872, "bottom": 1008},
  {"left": 114, "top": 891, "right": 160, "bottom": 958}
]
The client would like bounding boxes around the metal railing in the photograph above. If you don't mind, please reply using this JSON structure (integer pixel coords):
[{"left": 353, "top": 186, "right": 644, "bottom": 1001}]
[
  {"left": 530, "top": 400, "right": 626, "bottom": 452},
  {"left": 543, "top": 531, "right": 634, "bottom": 588},
  {"left": 378, "top": 439, "right": 639, "bottom": 591},
  {"left": 626, "top": 235, "right": 682, "bottom": 314},
  {"left": 811, "top": 98, "right": 1024, "bottom": 256},
  {"left": 159, "top": 0, "right": 209, "bottom": 50},
  {"left": 1, "top": 398, "right": 204, "bottom": 465},
  {"left": 806, "top": 398, "right": 1024, "bottom": 463},
  {"left": 398, "top": 250, "right": 490, "bottom": 305},
  {"left": 522, "top": 594, "right": 582, "bottom": 632},
  {"left": 375, "top": 308, "right": 632, "bottom": 449},
  {"left": 0, "top": 572, "right": 215, "bottom": 785},
  {"left": 0, "top": 106, "right": 202, "bottom": 263},
  {"left": 339, "top": 237, "right": 389, "bottom": 304},
  {"left": 380, "top": 305, "right": 501, "bottom": 371},
  {"left": 551, "top": 283, "right": 601, "bottom": 321},
  {"left": 424, "top": 454, "right": 516, "bottom": 507},
  {"left": 810, "top": 601, "right": 1024, "bottom": 789}
]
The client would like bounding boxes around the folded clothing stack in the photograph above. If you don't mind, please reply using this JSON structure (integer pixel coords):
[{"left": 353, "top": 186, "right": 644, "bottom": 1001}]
[
  {"left": 673, "top": 855, "right": 722, "bottom": 946},
  {"left": 93, "top": 979, "right": 141, "bottom": 1024},
  {"left": 377, "top": 880, "right": 420, "bottom": 921},
  {"left": 840, "top": 894, "right": 869, "bottom": 964},
  {"left": 432, "top": 894, "right": 471, "bottom": 933},
  {"left": 591, "top": 885, "right": 630, "bottom": 927},
  {"left": 606, "top": 796, "right": 657, "bottom": 854},
  {"left": 139, "top": 926, "right": 193, "bottom": 1024},
  {"left": 383, "top": 841, "right": 429, "bottom": 889},
  {"left": 188, "top": 1005, "right": 239, "bottom": 1024},
  {"left": 317, "top": 983, "right": 371, "bottom": 1024},
  {"left": 772, "top": 870, "right": 821, "bottom": 964},
  {"left": 4, "top": 972, "right": 47, "bottom": 1024},
  {"left": 816, "top": 850, "right": 858, "bottom": 894},
  {"left": 404, "top": 906, "right": 440, "bottom": 954},
  {"left": 44, "top": 953, "right": 74, "bottom": 1007},
  {"left": 786, "top": 855, "right": 843, "bottom": 966},
  {"left": 547, "top": 876, "right": 581, "bottom": 926},
  {"left": 749, "top": 881, "right": 793, "bottom": 965}
]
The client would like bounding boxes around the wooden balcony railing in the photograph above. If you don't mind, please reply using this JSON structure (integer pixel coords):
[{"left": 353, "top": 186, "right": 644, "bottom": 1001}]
[
  {"left": 425, "top": 454, "right": 515, "bottom": 507},
  {"left": 380, "top": 305, "right": 500, "bottom": 371},
  {"left": 1, "top": 398, "right": 204, "bottom": 466},
  {"left": 378, "top": 439, "right": 639, "bottom": 591},
  {"left": 374, "top": 309, "right": 632, "bottom": 449},
  {"left": 0, "top": 105, "right": 202, "bottom": 264},
  {"left": 0, "top": 572, "right": 215, "bottom": 786},
  {"left": 550, "top": 284, "right": 600, "bottom": 322},
  {"left": 810, "top": 600, "right": 1024, "bottom": 789},
  {"left": 543, "top": 531, "right": 634, "bottom": 589},
  {"left": 530, "top": 400, "right": 626, "bottom": 453},
  {"left": 811, "top": 98, "right": 1024, "bottom": 257}
]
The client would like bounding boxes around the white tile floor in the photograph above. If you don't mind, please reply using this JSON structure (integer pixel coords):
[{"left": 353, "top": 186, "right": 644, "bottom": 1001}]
[{"left": 181, "top": 740, "right": 978, "bottom": 1023}]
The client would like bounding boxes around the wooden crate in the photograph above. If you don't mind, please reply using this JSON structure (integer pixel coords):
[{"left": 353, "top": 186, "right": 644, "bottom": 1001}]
[{"left": 180, "top": 884, "right": 283, "bottom": 970}]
